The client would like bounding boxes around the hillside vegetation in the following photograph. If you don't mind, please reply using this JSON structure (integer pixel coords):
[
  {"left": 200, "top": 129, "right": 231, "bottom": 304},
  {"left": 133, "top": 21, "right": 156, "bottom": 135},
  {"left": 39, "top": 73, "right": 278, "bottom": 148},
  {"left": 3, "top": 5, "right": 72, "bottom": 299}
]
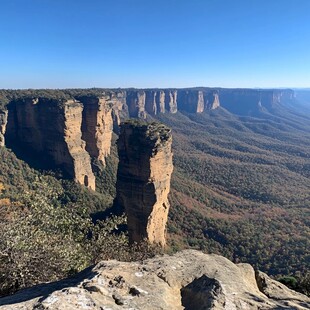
[
  {"left": 0, "top": 89, "right": 309, "bottom": 296},
  {"left": 155, "top": 106, "right": 310, "bottom": 279}
]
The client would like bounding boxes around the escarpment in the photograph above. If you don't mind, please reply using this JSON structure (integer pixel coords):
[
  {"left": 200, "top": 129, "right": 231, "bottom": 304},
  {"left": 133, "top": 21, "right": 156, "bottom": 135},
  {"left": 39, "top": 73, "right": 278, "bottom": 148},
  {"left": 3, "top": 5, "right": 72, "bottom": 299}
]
[
  {"left": 0, "top": 110, "right": 8, "bottom": 147},
  {"left": 164, "top": 90, "right": 178, "bottom": 113},
  {"left": 5, "top": 98, "right": 96, "bottom": 190},
  {"left": 218, "top": 89, "right": 295, "bottom": 115},
  {"left": 115, "top": 121, "right": 173, "bottom": 246},
  {"left": 79, "top": 95, "right": 113, "bottom": 166},
  {"left": 0, "top": 87, "right": 296, "bottom": 191},
  {"left": 126, "top": 91, "right": 147, "bottom": 118}
]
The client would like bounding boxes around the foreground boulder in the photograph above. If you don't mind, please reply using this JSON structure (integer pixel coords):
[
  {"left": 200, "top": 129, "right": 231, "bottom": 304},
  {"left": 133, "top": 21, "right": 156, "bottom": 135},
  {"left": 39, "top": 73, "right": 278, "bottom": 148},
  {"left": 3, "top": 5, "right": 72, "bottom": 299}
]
[{"left": 0, "top": 250, "right": 308, "bottom": 309}]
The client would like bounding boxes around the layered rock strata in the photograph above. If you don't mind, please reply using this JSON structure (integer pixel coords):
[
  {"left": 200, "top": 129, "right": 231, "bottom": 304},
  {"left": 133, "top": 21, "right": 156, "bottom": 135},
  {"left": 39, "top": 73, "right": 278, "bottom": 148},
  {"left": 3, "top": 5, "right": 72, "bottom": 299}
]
[
  {"left": 115, "top": 121, "right": 173, "bottom": 246},
  {"left": 79, "top": 95, "right": 113, "bottom": 166},
  {"left": 1, "top": 250, "right": 308, "bottom": 310},
  {"left": 5, "top": 98, "right": 95, "bottom": 190},
  {"left": 0, "top": 110, "right": 8, "bottom": 147}
]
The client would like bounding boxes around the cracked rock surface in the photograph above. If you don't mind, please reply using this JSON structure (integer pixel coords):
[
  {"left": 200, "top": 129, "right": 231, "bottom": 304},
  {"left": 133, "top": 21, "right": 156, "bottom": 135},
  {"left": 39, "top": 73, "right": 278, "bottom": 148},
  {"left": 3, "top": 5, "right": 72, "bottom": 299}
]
[{"left": 0, "top": 250, "right": 309, "bottom": 310}]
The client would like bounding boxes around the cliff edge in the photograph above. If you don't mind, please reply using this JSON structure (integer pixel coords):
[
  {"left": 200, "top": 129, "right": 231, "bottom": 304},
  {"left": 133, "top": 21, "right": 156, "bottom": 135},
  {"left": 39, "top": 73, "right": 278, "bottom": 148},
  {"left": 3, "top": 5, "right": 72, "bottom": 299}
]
[{"left": 0, "top": 250, "right": 308, "bottom": 310}]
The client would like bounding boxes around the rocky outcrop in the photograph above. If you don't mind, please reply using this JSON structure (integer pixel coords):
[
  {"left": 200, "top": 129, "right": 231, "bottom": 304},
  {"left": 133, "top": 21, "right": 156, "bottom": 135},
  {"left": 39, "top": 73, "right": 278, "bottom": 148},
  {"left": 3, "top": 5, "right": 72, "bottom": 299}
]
[
  {"left": 218, "top": 89, "right": 295, "bottom": 115},
  {"left": 164, "top": 90, "right": 178, "bottom": 113},
  {"left": 115, "top": 121, "right": 173, "bottom": 246},
  {"left": 5, "top": 98, "right": 95, "bottom": 190},
  {"left": 0, "top": 110, "right": 8, "bottom": 147},
  {"left": 204, "top": 91, "right": 220, "bottom": 110},
  {"left": 110, "top": 91, "right": 128, "bottom": 132},
  {"left": 126, "top": 91, "right": 147, "bottom": 119},
  {"left": 79, "top": 95, "right": 113, "bottom": 166},
  {"left": 145, "top": 90, "right": 157, "bottom": 115},
  {"left": 178, "top": 90, "right": 205, "bottom": 113},
  {"left": 156, "top": 90, "right": 166, "bottom": 113},
  {"left": 1, "top": 250, "right": 308, "bottom": 310}
]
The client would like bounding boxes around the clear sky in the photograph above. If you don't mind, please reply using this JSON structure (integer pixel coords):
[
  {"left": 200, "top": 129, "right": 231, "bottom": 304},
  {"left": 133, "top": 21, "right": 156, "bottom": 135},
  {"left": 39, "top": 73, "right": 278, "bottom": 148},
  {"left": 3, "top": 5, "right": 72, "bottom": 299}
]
[{"left": 0, "top": 0, "right": 310, "bottom": 89}]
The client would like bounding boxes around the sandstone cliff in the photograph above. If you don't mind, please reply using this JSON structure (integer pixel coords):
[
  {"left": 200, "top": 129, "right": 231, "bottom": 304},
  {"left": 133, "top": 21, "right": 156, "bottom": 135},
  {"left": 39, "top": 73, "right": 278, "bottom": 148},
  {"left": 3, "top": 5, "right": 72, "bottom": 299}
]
[
  {"left": 164, "top": 90, "right": 178, "bottom": 113},
  {"left": 156, "top": 90, "right": 166, "bottom": 113},
  {"left": 110, "top": 91, "right": 128, "bottom": 132},
  {"left": 218, "top": 89, "right": 295, "bottom": 115},
  {"left": 145, "top": 90, "right": 157, "bottom": 115},
  {"left": 5, "top": 98, "right": 95, "bottom": 190},
  {"left": 0, "top": 110, "right": 8, "bottom": 147},
  {"left": 1, "top": 250, "right": 308, "bottom": 310},
  {"left": 178, "top": 90, "right": 205, "bottom": 113},
  {"left": 115, "top": 121, "right": 173, "bottom": 246},
  {"left": 79, "top": 95, "right": 113, "bottom": 166},
  {"left": 126, "top": 91, "right": 147, "bottom": 119},
  {"left": 204, "top": 91, "right": 220, "bottom": 110}
]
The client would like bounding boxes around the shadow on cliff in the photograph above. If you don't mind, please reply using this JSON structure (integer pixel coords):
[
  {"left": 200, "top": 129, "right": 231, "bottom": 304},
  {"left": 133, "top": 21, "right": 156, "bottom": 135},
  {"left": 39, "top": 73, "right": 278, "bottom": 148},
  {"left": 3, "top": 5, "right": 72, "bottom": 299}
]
[{"left": 0, "top": 266, "right": 98, "bottom": 306}]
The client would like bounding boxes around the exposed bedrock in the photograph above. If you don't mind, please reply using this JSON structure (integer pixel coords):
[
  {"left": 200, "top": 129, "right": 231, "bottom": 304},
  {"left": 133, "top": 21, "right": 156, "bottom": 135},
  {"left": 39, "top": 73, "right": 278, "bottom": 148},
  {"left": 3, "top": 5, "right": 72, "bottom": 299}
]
[
  {"left": 178, "top": 90, "right": 205, "bottom": 113},
  {"left": 115, "top": 121, "right": 173, "bottom": 246},
  {"left": 110, "top": 90, "right": 128, "bottom": 132},
  {"left": 145, "top": 90, "right": 157, "bottom": 115},
  {"left": 204, "top": 91, "right": 220, "bottom": 110},
  {"left": 164, "top": 90, "right": 178, "bottom": 113},
  {"left": 2, "top": 250, "right": 309, "bottom": 309},
  {"left": 5, "top": 98, "right": 95, "bottom": 190},
  {"left": 218, "top": 89, "right": 295, "bottom": 115},
  {"left": 78, "top": 95, "right": 113, "bottom": 166},
  {"left": 156, "top": 90, "right": 166, "bottom": 113},
  {"left": 126, "top": 91, "right": 147, "bottom": 119},
  {"left": 0, "top": 110, "right": 8, "bottom": 147}
]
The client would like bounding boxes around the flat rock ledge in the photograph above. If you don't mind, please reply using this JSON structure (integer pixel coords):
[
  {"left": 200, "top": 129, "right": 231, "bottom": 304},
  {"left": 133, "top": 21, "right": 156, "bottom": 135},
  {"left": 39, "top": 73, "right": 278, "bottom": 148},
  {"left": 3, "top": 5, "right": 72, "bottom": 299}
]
[{"left": 0, "top": 250, "right": 309, "bottom": 310}]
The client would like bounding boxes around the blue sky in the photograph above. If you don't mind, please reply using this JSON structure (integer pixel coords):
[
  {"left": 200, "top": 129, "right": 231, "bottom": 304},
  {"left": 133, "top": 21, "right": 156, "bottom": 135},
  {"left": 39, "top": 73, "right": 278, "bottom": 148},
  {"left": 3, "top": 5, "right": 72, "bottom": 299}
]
[{"left": 0, "top": 0, "right": 310, "bottom": 89}]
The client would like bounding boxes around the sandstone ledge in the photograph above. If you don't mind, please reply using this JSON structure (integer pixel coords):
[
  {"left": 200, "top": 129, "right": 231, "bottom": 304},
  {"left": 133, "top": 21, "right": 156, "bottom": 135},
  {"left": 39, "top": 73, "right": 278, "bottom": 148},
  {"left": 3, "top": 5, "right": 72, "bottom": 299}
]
[{"left": 0, "top": 250, "right": 308, "bottom": 310}]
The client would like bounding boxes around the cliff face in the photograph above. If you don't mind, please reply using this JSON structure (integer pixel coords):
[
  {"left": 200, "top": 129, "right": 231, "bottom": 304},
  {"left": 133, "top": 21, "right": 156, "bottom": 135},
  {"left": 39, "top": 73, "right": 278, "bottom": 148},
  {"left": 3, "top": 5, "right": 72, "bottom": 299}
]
[
  {"left": 145, "top": 90, "right": 157, "bottom": 115},
  {"left": 126, "top": 91, "right": 147, "bottom": 119},
  {"left": 79, "top": 95, "right": 113, "bottom": 166},
  {"left": 5, "top": 98, "right": 95, "bottom": 190},
  {"left": 115, "top": 121, "right": 173, "bottom": 246},
  {"left": 178, "top": 90, "right": 205, "bottom": 113},
  {"left": 204, "top": 91, "right": 220, "bottom": 110},
  {"left": 218, "top": 89, "right": 294, "bottom": 115},
  {"left": 0, "top": 110, "right": 8, "bottom": 147},
  {"left": 1, "top": 250, "right": 308, "bottom": 310},
  {"left": 110, "top": 91, "right": 128, "bottom": 132},
  {"left": 156, "top": 90, "right": 166, "bottom": 113},
  {"left": 164, "top": 90, "right": 178, "bottom": 113}
]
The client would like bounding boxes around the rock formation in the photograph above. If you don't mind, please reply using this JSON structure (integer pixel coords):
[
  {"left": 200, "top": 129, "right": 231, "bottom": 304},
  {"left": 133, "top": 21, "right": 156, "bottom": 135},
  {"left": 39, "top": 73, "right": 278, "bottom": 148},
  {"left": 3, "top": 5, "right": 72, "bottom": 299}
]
[
  {"left": 5, "top": 98, "right": 95, "bottom": 190},
  {"left": 1, "top": 250, "right": 308, "bottom": 310},
  {"left": 0, "top": 110, "right": 8, "bottom": 147},
  {"left": 164, "top": 90, "right": 178, "bottom": 113},
  {"left": 115, "top": 120, "right": 173, "bottom": 246},
  {"left": 0, "top": 87, "right": 296, "bottom": 190},
  {"left": 110, "top": 91, "right": 128, "bottom": 132},
  {"left": 145, "top": 90, "right": 157, "bottom": 115},
  {"left": 79, "top": 95, "right": 113, "bottom": 166},
  {"left": 218, "top": 89, "right": 295, "bottom": 115},
  {"left": 156, "top": 90, "right": 166, "bottom": 113},
  {"left": 205, "top": 91, "right": 220, "bottom": 110},
  {"left": 126, "top": 91, "right": 147, "bottom": 119},
  {"left": 178, "top": 90, "right": 205, "bottom": 113}
]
